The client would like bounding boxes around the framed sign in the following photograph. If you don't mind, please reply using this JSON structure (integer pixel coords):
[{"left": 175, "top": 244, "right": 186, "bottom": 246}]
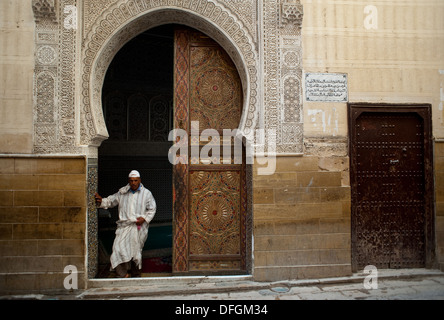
[{"left": 305, "top": 73, "right": 348, "bottom": 102}]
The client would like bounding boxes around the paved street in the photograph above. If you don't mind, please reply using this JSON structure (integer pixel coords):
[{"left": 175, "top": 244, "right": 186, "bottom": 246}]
[
  {"left": 2, "top": 268, "right": 444, "bottom": 301},
  {"left": 136, "top": 275, "right": 444, "bottom": 300},
  {"left": 77, "top": 268, "right": 444, "bottom": 300}
]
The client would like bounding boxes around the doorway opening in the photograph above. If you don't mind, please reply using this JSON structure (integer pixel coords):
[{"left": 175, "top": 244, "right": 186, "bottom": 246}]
[
  {"left": 96, "top": 23, "right": 251, "bottom": 278},
  {"left": 97, "top": 25, "right": 176, "bottom": 278}
]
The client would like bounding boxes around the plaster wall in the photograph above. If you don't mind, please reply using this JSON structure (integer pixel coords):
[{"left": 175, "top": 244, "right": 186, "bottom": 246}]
[
  {"left": 0, "top": 0, "right": 34, "bottom": 153},
  {"left": 301, "top": 0, "right": 444, "bottom": 140}
]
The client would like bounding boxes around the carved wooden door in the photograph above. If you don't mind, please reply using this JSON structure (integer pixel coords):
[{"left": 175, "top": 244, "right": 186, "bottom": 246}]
[
  {"left": 173, "top": 28, "right": 247, "bottom": 274},
  {"left": 349, "top": 104, "right": 434, "bottom": 271}
]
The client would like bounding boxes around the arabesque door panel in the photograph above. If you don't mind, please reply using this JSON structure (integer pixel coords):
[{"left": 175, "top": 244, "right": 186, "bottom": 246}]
[{"left": 173, "top": 28, "right": 246, "bottom": 274}]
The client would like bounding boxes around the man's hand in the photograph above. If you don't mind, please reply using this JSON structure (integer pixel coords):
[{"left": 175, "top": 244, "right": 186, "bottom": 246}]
[
  {"left": 136, "top": 217, "right": 145, "bottom": 226},
  {"left": 94, "top": 193, "right": 102, "bottom": 205}
]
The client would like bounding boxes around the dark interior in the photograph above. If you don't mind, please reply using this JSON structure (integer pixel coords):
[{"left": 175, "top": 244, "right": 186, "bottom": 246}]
[{"left": 97, "top": 24, "right": 177, "bottom": 277}]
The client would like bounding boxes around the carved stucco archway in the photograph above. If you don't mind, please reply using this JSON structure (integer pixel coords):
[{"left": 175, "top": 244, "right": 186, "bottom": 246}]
[
  {"left": 81, "top": 2, "right": 259, "bottom": 150},
  {"left": 82, "top": 2, "right": 258, "bottom": 278}
]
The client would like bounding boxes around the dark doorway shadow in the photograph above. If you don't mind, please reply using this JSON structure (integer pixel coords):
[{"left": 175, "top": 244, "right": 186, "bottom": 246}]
[{"left": 97, "top": 25, "right": 177, "bottom": 278}]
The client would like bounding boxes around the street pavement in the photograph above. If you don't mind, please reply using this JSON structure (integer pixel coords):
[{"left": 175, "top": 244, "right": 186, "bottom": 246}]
[
  {"left": 138, "top": 274, "right": 444, "bottom": 300},
  {"left": 2, "top": 269, "right": 442, "bottom": 320},
  {"left": 119, "top": 269, "right": 444, "bottom": 300},
  {"left": 2, "top": 268, "right": 444, "bottom": 300}
]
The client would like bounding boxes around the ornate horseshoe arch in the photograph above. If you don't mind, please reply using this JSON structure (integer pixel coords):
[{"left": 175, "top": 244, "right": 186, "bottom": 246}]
[
  {"left": 81, "top": 1, "right": 259, "bottom": 149},
  {"left": 82, "top": 1, "right": 258, "bottom": 278}
]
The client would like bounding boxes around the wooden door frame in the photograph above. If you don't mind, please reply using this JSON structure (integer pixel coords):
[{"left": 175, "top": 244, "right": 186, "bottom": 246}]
[{"left": 348, "top": 103, "right": 436, "bottom": 272}]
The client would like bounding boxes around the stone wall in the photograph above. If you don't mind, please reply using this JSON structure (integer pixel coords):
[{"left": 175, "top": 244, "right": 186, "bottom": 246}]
[
  {"left": 253, "top": 154, "right": 351, "bottom": 281},
  {"left": 0, "top": 157, "right": 86, "bottom": 294}
]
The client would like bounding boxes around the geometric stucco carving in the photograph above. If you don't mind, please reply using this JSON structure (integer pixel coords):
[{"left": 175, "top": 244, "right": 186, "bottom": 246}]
[
  {"left": 280, "top": 2, "right": 304, "bottom": 28},
  {"left": 31, "top": 0, "right": 304, "bottom": 155},
  {"left": 81, "top": 0, "right": 260, "bottom": 147},
  {"left": 32, "top": 0, "right": 78, "bottom": 154},
  {"left": 264, "top": 0, "right": 304, "bottom": 154},
  {"left": 32, "top": 0, "right": 58, "bottom": 23}
]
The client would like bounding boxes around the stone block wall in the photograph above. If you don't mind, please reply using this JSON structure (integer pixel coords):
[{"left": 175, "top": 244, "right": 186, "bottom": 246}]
[
  {"left": 435, "top": 142, "right": 444, "bottom": 271},
  {"left": 253, "top": 155, "right": 351, "bottom": 281},
  {"left": 0, "top": 157, "right": 86, "bottom": 294}
]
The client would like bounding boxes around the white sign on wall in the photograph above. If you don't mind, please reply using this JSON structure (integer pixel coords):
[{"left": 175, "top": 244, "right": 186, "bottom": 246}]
[{"left": 305, "top": 73, "right": 348, "bottom": 102}]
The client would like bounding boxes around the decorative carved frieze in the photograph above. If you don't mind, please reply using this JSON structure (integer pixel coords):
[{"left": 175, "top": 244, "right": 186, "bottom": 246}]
[
  {"left": 33, "top": 0, "right": 77, "bottom": 154},
  {"left": 80, "top": 0, "right": 259, "bottom": 147},
  {"left": 32, "top": 0, "right": 58, "bottom": 23},
  {"left": 280, "top": 2, "right": 303, "bottom": 28},
  {"left": 263, "top": 0, "right": 304, "bottom": 154}
]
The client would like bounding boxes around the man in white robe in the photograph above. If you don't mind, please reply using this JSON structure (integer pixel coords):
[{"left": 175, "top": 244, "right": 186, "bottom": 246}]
[{"left": 95, "top": 170, "right": 156, "bottom": 278}]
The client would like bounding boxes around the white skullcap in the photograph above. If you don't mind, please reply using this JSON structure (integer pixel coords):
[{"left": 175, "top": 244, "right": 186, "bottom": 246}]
[{"left": 128, "top": 170, "right": 141, "bottom": 178}]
